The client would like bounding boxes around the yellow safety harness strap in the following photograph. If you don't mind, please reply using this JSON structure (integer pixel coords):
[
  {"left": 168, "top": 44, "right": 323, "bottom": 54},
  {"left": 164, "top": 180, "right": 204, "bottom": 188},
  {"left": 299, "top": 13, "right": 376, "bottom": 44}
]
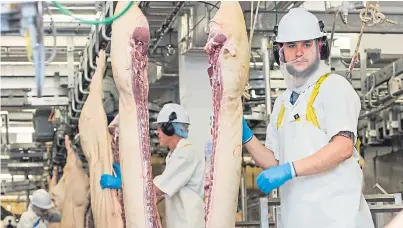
[
  {"left": 276, "top": 73, "right": 330, "bottom": 130},
  {"left": 275, "top": 72, "right": 365, "bottom": 167},
  {"left": 277, "top": 104, "right": 285, "bottom": 129},
  {"left": 306, "top": 73, "right": 331, "bottom": 129}
]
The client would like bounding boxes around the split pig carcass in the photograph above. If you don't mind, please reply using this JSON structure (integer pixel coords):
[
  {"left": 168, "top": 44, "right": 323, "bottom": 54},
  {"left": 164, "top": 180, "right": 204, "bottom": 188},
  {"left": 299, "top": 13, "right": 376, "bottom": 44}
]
[
  {"left": 204, "top": 1, "right": 250, "bottom": 228},
  {"left": 110, "top": 2, "right": 161, "bottom": 228},
  {"left": 48, "top": 136, "right": 90, "bottom": 228},
  {"left": 78, "top": 49, "right": 124, "bottom": 228},
  {"left": 107, "top": 114, "right": 126, "bottom": 226}
]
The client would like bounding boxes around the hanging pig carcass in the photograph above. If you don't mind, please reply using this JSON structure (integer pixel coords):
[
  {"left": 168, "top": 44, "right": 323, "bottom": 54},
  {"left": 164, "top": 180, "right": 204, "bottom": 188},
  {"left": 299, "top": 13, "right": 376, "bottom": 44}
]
[
  {"left": 110, "top": 2, "right": 162, "bottom": 228},
  {"left": 79, "top": 49, "right": 124, "bottom": 228},
  {"left": 204, "top": 1, "right": 250, "bottom": 227}
]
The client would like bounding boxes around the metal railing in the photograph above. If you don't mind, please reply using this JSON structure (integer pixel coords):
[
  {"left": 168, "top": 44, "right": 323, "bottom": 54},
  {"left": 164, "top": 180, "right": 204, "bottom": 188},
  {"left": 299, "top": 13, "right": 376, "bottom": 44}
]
[{"left": 234, "top": 193, "right": 403, "bottom": 228}]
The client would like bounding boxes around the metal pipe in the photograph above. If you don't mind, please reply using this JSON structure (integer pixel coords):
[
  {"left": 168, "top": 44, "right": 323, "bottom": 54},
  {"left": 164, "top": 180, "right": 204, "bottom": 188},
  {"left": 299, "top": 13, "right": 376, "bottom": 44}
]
[
  {"left": 240, "top": 166, "right": 248, "bottom": 222},
  {"left": 360, "top": 50, "right": 368, "bottom": 110},
  {"left": 5, "top": 114, "right": 9, "bottom": 145},
  {"left": 94, "top": 24, "right": 100, "bottom": 54},
  {"left": 261, "top": 36, "right": 272, "bottom": 118},
  {"left": 101, "top": 3, "right": 111, "bottom": 41},
  {"left": 88, "top": 40, "right": 97, "bottom": 70},
  {"left": 78, "top": 72, "right": 89, "bottom": 95},
  {"left": 68, "top": 106, "right": 80, "bottom": 121},
  {"left": 259, "top": 197, "right": 269, "bottom": 228},
  {"left": 359, "top": 99, "right": 397, "bottom": 119},
  {"left": 83, "top": 49, "right": 91, "bottom": 82},
  {"left": 71, "top": 92, "right": 82, "bottom": 113},
  {"left": 74, "top": 74, "right": 86, "bottom": 104},
  {"left": 235, "top": 221, "right": 262, "bottom": 227}
]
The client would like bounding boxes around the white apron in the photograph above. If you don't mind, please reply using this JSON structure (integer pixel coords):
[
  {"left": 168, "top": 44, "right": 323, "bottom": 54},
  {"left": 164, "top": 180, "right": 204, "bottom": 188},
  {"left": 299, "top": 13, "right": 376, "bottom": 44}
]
[{"left": 276, "top": 85, "right": 374, "bottom": 228}]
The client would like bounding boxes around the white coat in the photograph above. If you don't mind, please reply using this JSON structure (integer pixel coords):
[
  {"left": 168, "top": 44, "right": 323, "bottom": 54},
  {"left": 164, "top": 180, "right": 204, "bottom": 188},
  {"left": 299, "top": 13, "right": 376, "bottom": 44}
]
[
  {"left": 17, "top": 205, "right": 48, "bottom": 228},
  {"left": 153, "top": 138, "right": 205, "bottom": 228},
  {"left": 264, "top": 62, "right": 375, "bottom": 228}
]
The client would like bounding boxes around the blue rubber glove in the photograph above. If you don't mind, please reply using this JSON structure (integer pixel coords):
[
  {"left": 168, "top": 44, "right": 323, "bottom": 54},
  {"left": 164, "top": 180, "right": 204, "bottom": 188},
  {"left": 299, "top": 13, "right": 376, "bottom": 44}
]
[
  {"left": 100, "top": 163, "right": 122, "bottom": 190},
  {"left": 242, "top": 116, "right": 253, "bottom": 144},
  {"left": 256, "top": 162, "right": 295, "bottom": 194}
]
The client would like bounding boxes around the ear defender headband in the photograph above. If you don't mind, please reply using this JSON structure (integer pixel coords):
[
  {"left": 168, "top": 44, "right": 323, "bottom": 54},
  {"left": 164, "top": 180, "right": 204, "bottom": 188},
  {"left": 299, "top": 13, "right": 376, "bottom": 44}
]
[
  {"left": 161, "top": 112, "right": 177, "bottom": 136},
  {"left": 272, "top": 20, "right": 330, "bottom": 65}
]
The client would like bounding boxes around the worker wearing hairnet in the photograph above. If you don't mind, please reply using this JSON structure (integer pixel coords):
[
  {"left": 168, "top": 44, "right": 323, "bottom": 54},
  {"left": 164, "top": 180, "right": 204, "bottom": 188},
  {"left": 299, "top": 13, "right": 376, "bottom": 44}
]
[
  {"left": 17, "top": 189, "right": 60, "bottom": 228},
  {"left": 241, "top": 8, "right": 374, "bottom": 228},
  {"left": 99, "top": 103, "right": 205, "bottom": 228}
]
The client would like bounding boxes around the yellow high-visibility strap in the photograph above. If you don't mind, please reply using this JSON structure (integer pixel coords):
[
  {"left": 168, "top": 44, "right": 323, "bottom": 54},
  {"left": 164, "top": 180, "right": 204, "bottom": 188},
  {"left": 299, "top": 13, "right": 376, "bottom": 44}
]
[
  {"left": 275, "top": 72, "right": 363, "bottom": 166},
  {"left": 355, "top": 139, "right": 361, "bottom": 153},
  {"left": 277, "top": 104, "right": 285, "bottom": 129},
  {"left": 276, "top": 73, "right": 330, "bottom": 130},
  {"left": 306, "top": 73, "right": 331, "bottom": 129}
]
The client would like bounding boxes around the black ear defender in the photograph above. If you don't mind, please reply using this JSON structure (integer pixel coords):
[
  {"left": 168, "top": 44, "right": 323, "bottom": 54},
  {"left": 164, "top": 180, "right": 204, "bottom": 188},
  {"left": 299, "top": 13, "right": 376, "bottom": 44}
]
[
  {"left": 272, "top": 20, "right": 330, "bottom": 65},
  {"left": 161, "top": 112, "right": 177, "bottom": 136},
  {"left": 317, "top": 20, "right": 330, "bottom": 61}
]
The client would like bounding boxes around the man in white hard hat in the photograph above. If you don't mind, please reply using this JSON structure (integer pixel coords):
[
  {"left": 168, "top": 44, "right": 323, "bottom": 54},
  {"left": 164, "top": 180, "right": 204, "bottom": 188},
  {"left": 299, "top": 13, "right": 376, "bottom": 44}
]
[
  {"left": 241, "top": 8, "right": 374, "bottom": 228},
  {"left": 18, "top": 189, "right": 58, "bottom": 228},
  {"left": 99, "top": 103, "right": 205, "bottom": 228}
]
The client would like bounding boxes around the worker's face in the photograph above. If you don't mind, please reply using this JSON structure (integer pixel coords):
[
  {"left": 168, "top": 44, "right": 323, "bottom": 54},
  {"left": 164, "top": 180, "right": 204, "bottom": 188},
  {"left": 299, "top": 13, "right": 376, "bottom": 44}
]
[
  {"left": 157, "top": 127, "right": 169, "bottom": 147},
  {"left": 282, "top": 39, "right": 318, "bottom": 73}
]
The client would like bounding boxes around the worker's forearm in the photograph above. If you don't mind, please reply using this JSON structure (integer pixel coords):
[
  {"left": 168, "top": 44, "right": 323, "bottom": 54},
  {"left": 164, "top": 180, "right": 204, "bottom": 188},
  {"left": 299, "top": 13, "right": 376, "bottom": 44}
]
[
  {"left": 294, "top": 136, "right": 354, "bottom": 176},
  {"left": 245, "top": 136, "right": 278, "bottom": 169}
]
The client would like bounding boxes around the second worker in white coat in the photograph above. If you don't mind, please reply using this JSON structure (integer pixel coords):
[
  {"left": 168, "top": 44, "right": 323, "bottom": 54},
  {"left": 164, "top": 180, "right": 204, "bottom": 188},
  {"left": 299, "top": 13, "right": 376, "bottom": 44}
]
[
  {"left": 100, "top": 103, "right": 205, "bottom": 228},
  {"left": 241, "top": 8, "right": 375, "bottom": 228}
]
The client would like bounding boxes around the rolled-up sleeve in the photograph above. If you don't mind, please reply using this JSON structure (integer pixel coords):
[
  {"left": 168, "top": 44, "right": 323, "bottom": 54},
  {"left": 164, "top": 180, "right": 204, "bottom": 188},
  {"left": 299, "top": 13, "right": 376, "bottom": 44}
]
[
  {"left": 264, "top": 97, "right": 283, "bottom": 160},
  {"left": 153, "top": 153, "right": 196, "bottom": 197},
  {"left": 322, "top": 75, "right": 361, "bottom": 142}
]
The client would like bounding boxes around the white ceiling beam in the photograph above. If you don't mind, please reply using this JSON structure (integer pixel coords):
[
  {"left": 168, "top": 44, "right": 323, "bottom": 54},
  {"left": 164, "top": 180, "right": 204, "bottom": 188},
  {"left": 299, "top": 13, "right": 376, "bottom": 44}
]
[
  {"left": 0, "top": 36, "right": 89, "bottom": 47},
  {"left": 1, "top": 63, "right": 78, "bottom": 77}
]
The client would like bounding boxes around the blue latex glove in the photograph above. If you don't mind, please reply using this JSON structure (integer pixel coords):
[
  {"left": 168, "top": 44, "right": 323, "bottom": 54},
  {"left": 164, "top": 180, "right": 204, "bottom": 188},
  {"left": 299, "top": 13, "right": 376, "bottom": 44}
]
[
  {"left": 100, "top": 163, "right": 122, "bottom": 190},
  {"left": 256, "top": 163, "right": 295, "bottom": 194},
  {"left": 242, "top": 116, "right": 253, "bottom": 144}
]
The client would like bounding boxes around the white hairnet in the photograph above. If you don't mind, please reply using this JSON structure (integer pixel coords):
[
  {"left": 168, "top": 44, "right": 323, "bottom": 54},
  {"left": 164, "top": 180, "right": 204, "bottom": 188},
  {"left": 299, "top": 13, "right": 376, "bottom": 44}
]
[{"left": 172, "top": 122, "right": 189, "bottom": 138}]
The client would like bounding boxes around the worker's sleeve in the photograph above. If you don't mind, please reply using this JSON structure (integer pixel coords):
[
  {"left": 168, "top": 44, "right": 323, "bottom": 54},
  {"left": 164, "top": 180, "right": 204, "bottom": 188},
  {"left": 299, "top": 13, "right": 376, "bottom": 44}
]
[
  {"left": 153, "top": 152, "right": 197, "bottom": 197},
  {"left": 264, "top": 97, "right": 282, "bottom": 160},
  {"left": 16, "top": 212, "right": 33, "bottom": 228},
  {"left": 322, "top": 75, "right": 361, "bottom": 143}
]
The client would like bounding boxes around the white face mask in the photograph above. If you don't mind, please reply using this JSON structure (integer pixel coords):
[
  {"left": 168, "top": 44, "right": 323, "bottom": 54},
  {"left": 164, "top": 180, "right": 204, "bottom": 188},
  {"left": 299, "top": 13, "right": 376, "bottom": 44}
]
[{"left": 279, "top": 40, "right": 321, "bottom": 92}]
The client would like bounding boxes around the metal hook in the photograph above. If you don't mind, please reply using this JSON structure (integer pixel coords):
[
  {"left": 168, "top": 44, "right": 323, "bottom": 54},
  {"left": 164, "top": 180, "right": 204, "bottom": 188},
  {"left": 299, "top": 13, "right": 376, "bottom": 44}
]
[
  {"left": 74, "top": 73, "right": 87, "bottom": 104},
  {"left": 83, "top": 49, "right": 91, "bottom": 82},
  {"left": 78, "top": 71, "right": 89, "bottom": 95},
  {"left": 88, "top": 40, "right": 97, "bottom": 71},
  {"left": 101, "top": 3, "right": 111, "bottom": 41},
  {"left": 68, "top": 106, "right": 80, "bottom": 121},
  {"left": 71, "top": 92, "right": 82, "bottom": 113}
]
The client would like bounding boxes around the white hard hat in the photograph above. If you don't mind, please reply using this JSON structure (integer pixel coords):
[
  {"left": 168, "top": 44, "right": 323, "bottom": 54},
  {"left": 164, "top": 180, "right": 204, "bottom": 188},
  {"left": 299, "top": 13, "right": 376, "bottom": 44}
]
[
  {"left": 30, "top": 189, "right": 54, "bottom": 209},
  {"left": 275, "top": 8, "right": 325, "bottom": 43},
  {"left": 156, "top": 103, "right": 190, "bottom": 124}
]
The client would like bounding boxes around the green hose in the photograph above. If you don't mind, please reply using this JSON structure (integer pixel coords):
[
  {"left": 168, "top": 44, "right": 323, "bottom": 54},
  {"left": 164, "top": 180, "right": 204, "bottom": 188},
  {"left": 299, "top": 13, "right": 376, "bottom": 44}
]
[{"left": 51, "top": 1, "right": 134, "bottom": 25}]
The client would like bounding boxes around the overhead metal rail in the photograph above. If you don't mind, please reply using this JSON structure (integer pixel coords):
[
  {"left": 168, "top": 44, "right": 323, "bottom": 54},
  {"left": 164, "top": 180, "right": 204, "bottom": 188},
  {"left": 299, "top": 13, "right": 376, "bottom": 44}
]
[{"left": 244, "top": 10, "right": 403, "bottom": 34}]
